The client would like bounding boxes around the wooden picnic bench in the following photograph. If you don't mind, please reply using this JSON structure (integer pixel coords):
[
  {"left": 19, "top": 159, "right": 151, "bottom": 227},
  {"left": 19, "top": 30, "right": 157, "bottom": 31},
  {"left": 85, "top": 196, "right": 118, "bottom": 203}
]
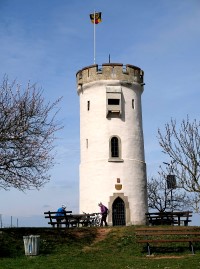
[
  {"left": 135, "top": 226, "right": 200, "bottom": 255},
  {"left": 44, "top": 211, "right": 72, "bottom": 228},
  {"left": 67, "top": 214, "right": 92, "bottom": 227},
  {"left": 146, "top": 211, "right": 192, "bottom": 226},
  {"left": 44, "top": 211, "right": 93, "bottom": 228}
]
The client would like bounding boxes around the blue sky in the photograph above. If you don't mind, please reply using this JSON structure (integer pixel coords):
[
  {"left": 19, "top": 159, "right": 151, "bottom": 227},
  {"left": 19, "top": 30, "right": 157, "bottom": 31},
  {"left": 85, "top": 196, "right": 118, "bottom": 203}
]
[{"left": 0, "top": 0, "right": 199, "bottom": 227}]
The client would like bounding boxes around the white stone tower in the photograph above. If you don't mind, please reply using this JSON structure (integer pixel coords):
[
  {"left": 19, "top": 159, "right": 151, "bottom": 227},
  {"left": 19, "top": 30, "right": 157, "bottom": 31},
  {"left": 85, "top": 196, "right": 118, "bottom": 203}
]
[{"left": 76, "top": 63, "right": 147, "bottom": 225}]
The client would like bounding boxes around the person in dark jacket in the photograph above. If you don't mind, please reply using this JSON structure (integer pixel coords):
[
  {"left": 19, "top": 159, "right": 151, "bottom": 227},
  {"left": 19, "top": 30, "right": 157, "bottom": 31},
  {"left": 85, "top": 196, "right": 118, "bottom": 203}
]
[{"left": 98, "top": 202, "right": 108, "bottom": 226}]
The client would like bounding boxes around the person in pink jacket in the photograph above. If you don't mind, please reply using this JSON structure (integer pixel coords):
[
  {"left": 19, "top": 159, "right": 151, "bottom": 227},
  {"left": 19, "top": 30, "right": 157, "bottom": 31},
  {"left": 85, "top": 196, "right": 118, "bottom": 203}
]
[{"left": 98, "top": 202, "right": 108, "bottom": 226}]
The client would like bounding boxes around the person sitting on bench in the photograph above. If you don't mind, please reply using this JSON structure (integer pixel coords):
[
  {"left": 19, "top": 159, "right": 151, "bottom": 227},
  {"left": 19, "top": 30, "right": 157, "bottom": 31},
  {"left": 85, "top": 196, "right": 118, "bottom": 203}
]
[{"left": 56, "top": 204, "right": 67, "bottom": 219}]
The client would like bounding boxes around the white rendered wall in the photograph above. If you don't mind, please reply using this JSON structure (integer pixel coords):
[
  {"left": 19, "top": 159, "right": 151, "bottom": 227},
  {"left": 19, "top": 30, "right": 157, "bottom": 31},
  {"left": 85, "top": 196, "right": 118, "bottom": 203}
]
[{"left": 79, "top": 79, "right": 147, "bottom": 224}]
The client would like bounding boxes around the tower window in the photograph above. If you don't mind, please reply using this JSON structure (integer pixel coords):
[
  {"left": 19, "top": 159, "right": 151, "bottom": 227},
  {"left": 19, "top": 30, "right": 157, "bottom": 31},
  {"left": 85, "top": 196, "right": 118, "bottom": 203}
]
[
  {"left": 111, "top": 137, "right": 119, "bottom": 157},
  {"left": 109, "top": 136, "right": 123, "bottom": 162},
  {"left": 108, "top": 99, "right": 120, "bottom": 105},
  {"left": 87, "top": 101, "right": 90, "bottom": 111},
  {"left": 106, "top": 86, "right": 122, "bottom": 117},
  {"left": 132, "top": 99, "right": 134, "bottom": 109}
]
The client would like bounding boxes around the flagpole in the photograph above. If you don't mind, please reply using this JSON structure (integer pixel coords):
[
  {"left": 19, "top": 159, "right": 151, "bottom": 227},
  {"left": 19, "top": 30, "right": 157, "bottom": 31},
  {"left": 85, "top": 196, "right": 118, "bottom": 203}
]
[{"left": 93, "top": 10, "right": 96, "bottom": 64}]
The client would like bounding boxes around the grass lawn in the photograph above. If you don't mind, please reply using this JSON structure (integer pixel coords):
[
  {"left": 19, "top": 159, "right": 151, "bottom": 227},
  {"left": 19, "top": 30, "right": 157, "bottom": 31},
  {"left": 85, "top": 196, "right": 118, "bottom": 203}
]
[{"left": 1, "top": 226, "right": 200, "bottom": 269}]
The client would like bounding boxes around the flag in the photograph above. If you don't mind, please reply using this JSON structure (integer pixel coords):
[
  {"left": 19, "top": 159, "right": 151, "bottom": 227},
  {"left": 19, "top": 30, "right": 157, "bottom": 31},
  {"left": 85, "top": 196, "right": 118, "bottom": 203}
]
[{"left": 90, "top": 12, "right": 102, "bottom": 24}]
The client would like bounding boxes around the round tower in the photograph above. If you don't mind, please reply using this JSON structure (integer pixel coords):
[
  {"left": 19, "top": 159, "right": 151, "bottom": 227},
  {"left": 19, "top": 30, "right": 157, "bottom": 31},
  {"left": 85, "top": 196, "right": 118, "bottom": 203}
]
[{"left": 76, "top": 63, "right": 147, "bottom": 225}]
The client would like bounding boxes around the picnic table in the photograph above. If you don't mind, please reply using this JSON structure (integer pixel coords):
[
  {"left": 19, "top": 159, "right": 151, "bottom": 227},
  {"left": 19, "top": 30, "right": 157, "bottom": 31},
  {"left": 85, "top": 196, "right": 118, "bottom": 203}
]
[
  {"left": 146, "top": 211, "right": 192, "bottom": 226},
  {"left": 67, "top": 214, "right": 92, "bottom": 227},
  {"left": 44, "top": 211, "right": 96, "bottom": 228}
]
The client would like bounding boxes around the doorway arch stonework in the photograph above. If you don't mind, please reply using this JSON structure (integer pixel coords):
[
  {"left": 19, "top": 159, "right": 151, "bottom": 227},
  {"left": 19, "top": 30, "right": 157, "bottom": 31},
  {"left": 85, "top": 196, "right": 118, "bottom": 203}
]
[{"left": 108, "top": 193, "right": 131, "bottom": 226}]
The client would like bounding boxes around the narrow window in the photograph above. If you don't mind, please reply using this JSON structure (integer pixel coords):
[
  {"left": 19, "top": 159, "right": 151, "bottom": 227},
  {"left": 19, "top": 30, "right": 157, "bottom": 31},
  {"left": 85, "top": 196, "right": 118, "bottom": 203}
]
[
  {"left": 109, "top": 136, "right": 123, "bottom": 162},
  {"left": 87, "top": 101, "right": 90, "bottom": 111},
  {"left": 132, "top": 99, "right": 134, "bottom": 109},
  {"left": 111, "top": 137, "right": 119, "bottom": 157},
  {"left": 86, "top": 139, "right": 88, "bottom": 148}
]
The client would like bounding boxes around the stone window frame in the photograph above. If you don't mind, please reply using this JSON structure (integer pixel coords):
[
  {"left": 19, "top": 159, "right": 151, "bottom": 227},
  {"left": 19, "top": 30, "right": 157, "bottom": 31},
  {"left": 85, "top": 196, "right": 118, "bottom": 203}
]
[{"left": 108, "top": 135, "right": 123, "bottom": 162}]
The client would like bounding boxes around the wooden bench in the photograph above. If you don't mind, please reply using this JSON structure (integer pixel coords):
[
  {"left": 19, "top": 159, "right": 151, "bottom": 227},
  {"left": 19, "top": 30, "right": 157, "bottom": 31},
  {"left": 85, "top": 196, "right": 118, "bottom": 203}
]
[
  {"left": 146, "top": 211, "right": 192, "bottom": 226},
  {"left": 44, "top": 211, "right": 94, "bottom": 228},
  {"left": 44, "top": 211, "right": 72, "bottom": 228},
  {"left": 135, "top": 227, "right": 200, "bottom": 255}
]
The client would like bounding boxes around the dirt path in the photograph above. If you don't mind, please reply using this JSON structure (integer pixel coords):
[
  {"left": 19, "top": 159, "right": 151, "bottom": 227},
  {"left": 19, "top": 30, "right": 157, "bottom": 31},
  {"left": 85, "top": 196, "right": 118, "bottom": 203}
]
[
  {"left": 83, "top": 228, "right": 111, "bottom": 251},
  {"left": 93, "top": 228, "right": 111, "bottom": 244}
]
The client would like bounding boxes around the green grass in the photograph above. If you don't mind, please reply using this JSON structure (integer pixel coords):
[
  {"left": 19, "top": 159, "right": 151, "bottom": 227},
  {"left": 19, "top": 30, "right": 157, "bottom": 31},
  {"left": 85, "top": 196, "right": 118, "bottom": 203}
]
[{"left": 1, "top": 226, "right": 200, "bottom": 269}]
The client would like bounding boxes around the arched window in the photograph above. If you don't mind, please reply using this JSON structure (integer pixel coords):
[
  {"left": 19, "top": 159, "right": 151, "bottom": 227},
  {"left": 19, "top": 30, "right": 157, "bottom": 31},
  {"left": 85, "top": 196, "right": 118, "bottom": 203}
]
[
  {"left": 109, "top": 136, "right": 123, "bottom": 162},
  {"left": 111, "top": 137, "right": 119, "bottom": 157}
]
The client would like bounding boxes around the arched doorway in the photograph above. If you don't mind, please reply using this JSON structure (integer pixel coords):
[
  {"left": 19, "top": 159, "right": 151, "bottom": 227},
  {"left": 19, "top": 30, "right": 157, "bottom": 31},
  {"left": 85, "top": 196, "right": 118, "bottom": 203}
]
[{"left": 112, "top": 197, "right": 126, "bottom": 226}]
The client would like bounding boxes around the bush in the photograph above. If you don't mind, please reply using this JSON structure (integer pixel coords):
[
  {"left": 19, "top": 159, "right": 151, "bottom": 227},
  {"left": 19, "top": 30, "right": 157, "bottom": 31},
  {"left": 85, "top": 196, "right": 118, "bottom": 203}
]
[{"left": 0, "top": 232, "right": 24, "bottom": 257}]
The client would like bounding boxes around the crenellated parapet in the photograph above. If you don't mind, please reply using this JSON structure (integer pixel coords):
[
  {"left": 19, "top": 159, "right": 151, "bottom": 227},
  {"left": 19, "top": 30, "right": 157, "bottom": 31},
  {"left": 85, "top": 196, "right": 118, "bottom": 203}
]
[{"left": 76, "top": 63, "right": 144, "bottom": 88}]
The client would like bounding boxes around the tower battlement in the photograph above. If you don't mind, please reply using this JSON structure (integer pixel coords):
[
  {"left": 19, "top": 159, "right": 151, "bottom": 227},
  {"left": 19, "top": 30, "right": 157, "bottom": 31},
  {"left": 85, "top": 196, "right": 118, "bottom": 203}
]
[{"left": 76, "top": 63, "right": 144, "bottom": 88}]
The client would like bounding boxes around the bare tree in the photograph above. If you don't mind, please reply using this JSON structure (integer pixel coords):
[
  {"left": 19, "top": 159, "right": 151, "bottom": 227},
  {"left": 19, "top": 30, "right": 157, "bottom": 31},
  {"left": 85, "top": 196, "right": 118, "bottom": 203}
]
[
  {"left": 0, "top": 76, "right": 62, "bottom": 191},
  {"left": 147, "top": 171, "right": 191, "bottom": 212},
  {"left": 158, "top": 116, "right": 200, "bottom": 211}
]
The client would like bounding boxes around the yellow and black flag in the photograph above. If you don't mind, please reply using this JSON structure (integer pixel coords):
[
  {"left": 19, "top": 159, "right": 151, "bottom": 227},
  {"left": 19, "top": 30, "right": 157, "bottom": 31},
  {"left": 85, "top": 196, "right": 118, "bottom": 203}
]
[{"left": 90, "top": 12, "right": 102, "bottom": 24}]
